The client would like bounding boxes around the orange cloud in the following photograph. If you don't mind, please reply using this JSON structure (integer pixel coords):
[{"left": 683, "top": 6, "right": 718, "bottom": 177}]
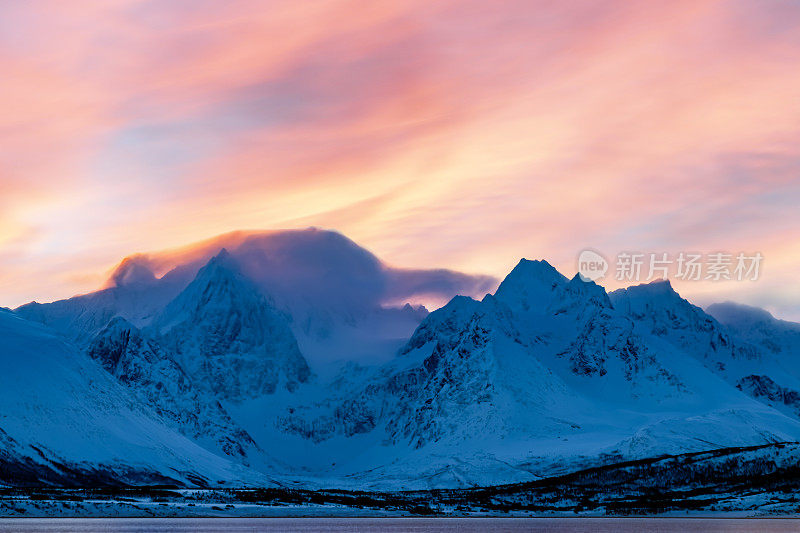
[{"left": 1, "top": 0, "right": 800, "bottom": 319}]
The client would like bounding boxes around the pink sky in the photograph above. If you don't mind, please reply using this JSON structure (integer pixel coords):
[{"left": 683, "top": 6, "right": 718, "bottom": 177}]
[{"left": 1, "top": 0, "right": 799, "bottom": 318}]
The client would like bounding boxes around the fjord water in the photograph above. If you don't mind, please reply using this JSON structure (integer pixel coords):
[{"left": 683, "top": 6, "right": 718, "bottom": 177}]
[{"left": 0, "top": 518, "right": 799, "bottom": 532}]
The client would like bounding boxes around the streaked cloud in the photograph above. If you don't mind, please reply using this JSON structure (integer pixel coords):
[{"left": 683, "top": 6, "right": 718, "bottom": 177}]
[{"left": 1, "top": 0, "right": 799, "bottom": 318}]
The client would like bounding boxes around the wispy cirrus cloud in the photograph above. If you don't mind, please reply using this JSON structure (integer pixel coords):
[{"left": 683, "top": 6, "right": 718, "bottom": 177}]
[{"left": 1, "top": 0, "right": 800, "bottom": 318}]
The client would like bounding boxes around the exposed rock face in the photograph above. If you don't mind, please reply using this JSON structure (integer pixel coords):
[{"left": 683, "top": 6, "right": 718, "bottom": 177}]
[
  {"left": 88, "top": 317, "right": 259, "bottom": 461},
  {"left": 279, "top": 262, "right": 700, "bottom": 450},
  {"left": 737, "top": 375, "right": 800, "bottom": 417},
  {"left": 154, "top": 250, "right": 311, "bottom": 401},
  {"left": 0, "top": 310, "right": 264, "bottom": 487},
  {"left": 611, "top": 280, "right": 735, "bottom": 366}
]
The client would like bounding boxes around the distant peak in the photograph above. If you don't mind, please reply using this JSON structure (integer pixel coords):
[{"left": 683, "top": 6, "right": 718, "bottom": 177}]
[
  {"left": 649, "top": 278, "right": 673, "bottom": 289},
  {"left": 568, "top": 272, "right": 596, "bottom": 286},
  {"left": 706, "top": 301, "right": 775, "bottom": 326},
  {"left": 623, "top": 278, "right": 680, "bottom": 298},
  {"left": 562, "top": 273, "right": 611, "bottom": 306}
]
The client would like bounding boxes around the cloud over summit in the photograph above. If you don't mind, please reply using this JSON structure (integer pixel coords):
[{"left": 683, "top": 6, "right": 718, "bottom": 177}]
[{"left": 109, "top": 228, "right": 498, "bottom": 310}]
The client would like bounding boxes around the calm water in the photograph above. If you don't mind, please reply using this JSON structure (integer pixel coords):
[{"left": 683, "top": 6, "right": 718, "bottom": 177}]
[{"left": 0, "top": 518, "right": 799, "bottom": 532}]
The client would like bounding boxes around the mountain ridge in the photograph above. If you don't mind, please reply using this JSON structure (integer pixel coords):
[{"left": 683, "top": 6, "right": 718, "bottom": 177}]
[{"left": 4, "top": 229, "right": 800, "bottom": 490}]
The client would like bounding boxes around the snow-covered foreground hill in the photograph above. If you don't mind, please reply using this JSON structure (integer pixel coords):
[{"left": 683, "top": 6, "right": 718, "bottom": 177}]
[
  {"left": 4, "top": 229, "right": 800, "bottom": 492},
  {"left": 0, "top": 309, "right": 267, "bottom": 487}
]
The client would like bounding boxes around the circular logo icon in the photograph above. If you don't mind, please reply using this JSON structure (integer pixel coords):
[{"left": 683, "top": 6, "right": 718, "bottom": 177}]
[{"left": 577, "top": 249, "right": 608, "bottom": 282}]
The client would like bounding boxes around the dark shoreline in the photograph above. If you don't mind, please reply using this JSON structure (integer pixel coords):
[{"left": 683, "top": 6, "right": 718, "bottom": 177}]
[{"left": 3, "top": 442, "right": 800, "bottom": 517}]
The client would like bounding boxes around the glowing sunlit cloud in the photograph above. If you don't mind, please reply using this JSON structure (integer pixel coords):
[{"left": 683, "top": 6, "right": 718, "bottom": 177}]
[{"left": 1, "top": 0, "right": 800, "bottom": 319}]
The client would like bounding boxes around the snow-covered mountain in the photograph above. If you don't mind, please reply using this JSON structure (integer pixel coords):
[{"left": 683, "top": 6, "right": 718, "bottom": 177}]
[
  {"left": 87, "top": 316, "right": 261, "bottom": 463},
  {"left": 7, "top": 229, "right": 488, "bottom": 487},
  {"left": 14, "top": 229, "right": 479, "bottom": 369},
  {"left": 0, "top": 309, "right": 265, "bottom": 487},
  {"left": 5, "top": 231, "right": 800, "bottom": 491},
  {"left": 610, "top": 280, "right": 735, "bottom": 367},
  {"left": 704, "top": 302, "right": 800, "bottom": 422},
  {"left": 152, "top": 249, "right": 311, "bottom": 401},
  {"left": 275, "top": 261, "right": 800, "bottom": 487},
  {"left": 707, "top": 301, "right": 800, "bottom": 362}
]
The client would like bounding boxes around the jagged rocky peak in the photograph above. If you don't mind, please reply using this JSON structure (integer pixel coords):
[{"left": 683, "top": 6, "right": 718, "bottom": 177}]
[
  {"left": 561, "top": 274, "right": 612, "bottom": 307},
  {"left": 612, "top": 280, "right": 732, "bottom": 346},
  {"left": 609, "top": 279, "right": 688, "bottom": 317},
  {"left": 207, "top": 246, "right": 233, "bottom": 265},
  {"left": 610, "top": 279, "right": 735, "bottom": 366},
  {"left": 401, "top": 295, "right": 483, "bottom": 355},
  {"left": 401, "top": 302, "right": 429, "bottom": 318},
  {"left": 154, "top": 249, "right": 312, "bottom": 400},
  {"left": 86, "top": 313, "right": 261, "bottom": 461},
  {"left": 191, "top": 247, "right": 237, "bottom": 283},
  {"left": 617, "top": 278, "right": 677, "bottom": 296},
  {"left": 157, "top": 248, "right": 268, "bottom": 333},
  {"left": 494, "top": 258, "right": 568, "bottom": 312},
  {"left": 610, "top": 279, "right": 712, "bottom": 332}
]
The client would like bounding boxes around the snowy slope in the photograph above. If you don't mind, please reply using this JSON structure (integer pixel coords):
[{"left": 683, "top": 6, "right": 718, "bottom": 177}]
[
  {"left": 87, "top": 317, "right": 262, "bottom": 463},
  {"left": 704, "top": 302, "right": 800, "bottom": 421},
  {"left": 0, "top": 309, "right": 266, "bottom": 487},
  {"left": 14, "top": 258, "right": 185, "bottom": 345}
]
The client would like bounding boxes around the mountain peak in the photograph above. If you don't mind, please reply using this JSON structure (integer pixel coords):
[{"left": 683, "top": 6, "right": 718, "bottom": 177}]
[
  {"left": 608, "top": 277, "right": 720, "bottom": 338},
  {"left": 202, "top": 247, "right": 238, "bottom": 273},
  {"left": 157, "top": 251, "right": 262, "bottom": 332},
  {"left": 637, "top": 278, "right": 675, "bottom": 293},
  {"left": 567, "top": 272, "right": 606, "bottom": 291},
  {"left": 187, "top": 248, "right": 250, "bottom": 294},
  {"left": 88, "top": 317, "right": 143, "bottom": 374},
  {"left": 101, "top": 315, "right": 136, "bottom": 335},
  {"left": 609, "top": 278, "right": 681, "bottom": 305},
  {"left": 509, "top": 258, "right": 563, "bottom": 280},
  {"left": 213, "top": 247, "right": 231, "bottom": 260},
  {"left": 154, "top": 249, "right": 311, "bottom": 399},
  {"left": 494, "top": 258, "right": 568, "bottom": 312},
  {"left": 550, "top": 273, "right": 612, "bottom": 311}
]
